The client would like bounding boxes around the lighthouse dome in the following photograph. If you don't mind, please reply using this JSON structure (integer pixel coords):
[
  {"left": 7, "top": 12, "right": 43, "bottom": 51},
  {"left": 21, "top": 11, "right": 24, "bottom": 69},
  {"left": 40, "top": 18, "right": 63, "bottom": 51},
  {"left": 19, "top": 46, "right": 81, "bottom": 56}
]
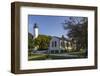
[{"left": 34, "top": 23, "right": 38, "bottom": 28}]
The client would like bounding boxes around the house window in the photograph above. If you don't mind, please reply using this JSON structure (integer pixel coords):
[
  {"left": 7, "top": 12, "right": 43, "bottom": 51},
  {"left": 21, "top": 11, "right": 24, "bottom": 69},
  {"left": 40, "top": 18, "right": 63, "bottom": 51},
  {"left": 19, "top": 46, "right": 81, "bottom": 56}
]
[
  {"left": 52, "top": 42, "right": 54, "bottom": 47},
  {"left": 61, "top": 42, "right": 63, "bottom": 47},
  {"left": 52, "top": 41, "right": 57, "bottom": 47},
  {"left": 60, "top": 42, "right": 62, "bottom": 46},
  {"left": 55, "top": 41, "right": 57, "bottom": 47},
  {"left": 66, "top": 42, "right": 68, "bottom": 47},
  {"left": 70, "top": 42, "right": 72, "bottom": 47},
  {"left": 61, "top": 41, "right": 65, "bottom": 47}
]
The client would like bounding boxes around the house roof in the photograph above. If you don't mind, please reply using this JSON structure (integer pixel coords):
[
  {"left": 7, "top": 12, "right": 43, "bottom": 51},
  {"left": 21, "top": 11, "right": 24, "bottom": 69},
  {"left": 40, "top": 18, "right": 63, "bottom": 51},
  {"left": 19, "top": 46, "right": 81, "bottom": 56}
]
[{"left": 52, "top": 36, "right": 69, "bottom": 41}]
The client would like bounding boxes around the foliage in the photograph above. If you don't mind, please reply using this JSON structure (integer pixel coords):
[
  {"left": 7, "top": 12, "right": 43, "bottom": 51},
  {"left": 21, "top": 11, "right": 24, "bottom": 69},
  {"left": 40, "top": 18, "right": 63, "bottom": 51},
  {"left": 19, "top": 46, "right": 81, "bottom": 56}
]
[
  {"left": 34, "top": 35, "right": 51, "bottom": 50},
  {"left": 28, "top": 34, "right": 51, "bottom": 50},
  {"left": 28, "top": 36, "right": 34, "bottom": 50},
  {"left": 62, "top": 17, "right": 88, "bottom": 51}
]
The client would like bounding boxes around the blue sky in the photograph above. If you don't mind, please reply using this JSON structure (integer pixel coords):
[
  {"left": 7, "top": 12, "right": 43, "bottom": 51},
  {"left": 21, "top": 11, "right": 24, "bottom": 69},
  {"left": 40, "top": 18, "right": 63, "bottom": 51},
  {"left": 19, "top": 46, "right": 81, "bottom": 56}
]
[
  {"left": 28, "top": 15, "right": 84, "bottom": 38},
  {"left": 28, "top": 15, "right": 70, "bottom": 38}
]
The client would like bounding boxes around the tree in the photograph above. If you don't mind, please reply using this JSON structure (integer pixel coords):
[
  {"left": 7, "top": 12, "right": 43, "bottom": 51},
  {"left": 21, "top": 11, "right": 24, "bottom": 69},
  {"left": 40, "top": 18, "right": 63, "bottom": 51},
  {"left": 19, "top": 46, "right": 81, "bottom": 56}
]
[
  {"left": 33, "top": 35, "right": 51, "bottom": 50},
  {"left": 28, "top": 37, "right": 34, "bottom": 50},
  {"left": 62, "top": 17, "right": 88, "bottom": 51}
]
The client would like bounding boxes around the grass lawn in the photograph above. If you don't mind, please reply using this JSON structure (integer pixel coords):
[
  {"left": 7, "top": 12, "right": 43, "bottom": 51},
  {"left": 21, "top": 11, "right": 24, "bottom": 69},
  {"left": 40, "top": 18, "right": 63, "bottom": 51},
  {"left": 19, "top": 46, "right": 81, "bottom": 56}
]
[
  {"left": 28, "top": 54, "right": 48, "bottom": 60},
  {"left": 28, "top": 51, "right": 87, "bottom": 60}
]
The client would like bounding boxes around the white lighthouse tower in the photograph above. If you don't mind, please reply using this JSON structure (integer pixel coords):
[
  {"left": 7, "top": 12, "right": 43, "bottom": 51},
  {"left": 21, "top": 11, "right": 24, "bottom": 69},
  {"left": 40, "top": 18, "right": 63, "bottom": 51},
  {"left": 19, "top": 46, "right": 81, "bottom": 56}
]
[{"left": 33, "top": 23, "right": 39, "bottom": 39}]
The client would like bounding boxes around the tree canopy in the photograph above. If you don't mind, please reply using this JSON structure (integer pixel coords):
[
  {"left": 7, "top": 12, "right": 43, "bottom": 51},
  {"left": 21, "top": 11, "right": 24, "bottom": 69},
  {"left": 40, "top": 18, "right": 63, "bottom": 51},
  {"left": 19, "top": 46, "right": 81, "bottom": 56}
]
[
  {"left": 28, "top": 34, "right": 51, "bottom": 51},
  {"left": 62, "top": 17, "right": 88, "bottom": 51}
]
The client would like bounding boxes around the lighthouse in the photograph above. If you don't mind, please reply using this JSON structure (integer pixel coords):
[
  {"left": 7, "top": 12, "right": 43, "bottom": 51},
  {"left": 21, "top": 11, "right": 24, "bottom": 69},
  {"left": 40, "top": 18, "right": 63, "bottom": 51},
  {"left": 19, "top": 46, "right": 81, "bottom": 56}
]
[{"left": 33, "top": 23, "right": 39, "bottom": 39}]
